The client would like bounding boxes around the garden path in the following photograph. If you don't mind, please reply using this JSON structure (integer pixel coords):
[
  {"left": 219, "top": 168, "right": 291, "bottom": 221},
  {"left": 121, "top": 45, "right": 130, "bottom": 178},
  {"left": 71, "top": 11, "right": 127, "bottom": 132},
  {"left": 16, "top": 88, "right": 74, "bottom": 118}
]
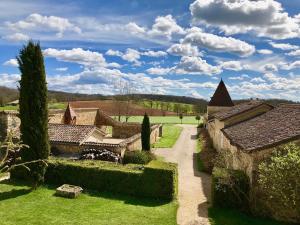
[{"left": 155, "top": 124, "right": 211, "bottom": 225}]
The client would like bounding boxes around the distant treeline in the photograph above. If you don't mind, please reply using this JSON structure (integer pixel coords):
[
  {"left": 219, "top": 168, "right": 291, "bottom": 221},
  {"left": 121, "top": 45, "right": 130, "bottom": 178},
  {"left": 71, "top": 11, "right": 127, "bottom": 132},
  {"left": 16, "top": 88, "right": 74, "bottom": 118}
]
[{"left": 0, "top": 86, "right": 297, "bottom": 111}]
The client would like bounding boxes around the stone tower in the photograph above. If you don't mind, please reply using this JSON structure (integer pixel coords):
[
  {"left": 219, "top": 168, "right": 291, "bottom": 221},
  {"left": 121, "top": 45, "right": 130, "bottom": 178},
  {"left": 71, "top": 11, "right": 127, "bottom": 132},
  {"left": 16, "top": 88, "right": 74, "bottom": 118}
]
[{"left": 207, "top": 79, "right": 234, "bottom": 118}]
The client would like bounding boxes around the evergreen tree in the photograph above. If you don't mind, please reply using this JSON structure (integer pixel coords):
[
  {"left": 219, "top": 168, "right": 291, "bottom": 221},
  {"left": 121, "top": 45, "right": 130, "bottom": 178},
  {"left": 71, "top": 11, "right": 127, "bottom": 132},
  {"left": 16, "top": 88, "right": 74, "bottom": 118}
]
[
  {"left": 141, "top": 113, "right": 151, "bottom": 151},
  {"left": 18, "top": 41, "right": 49, "bottom": 187}
]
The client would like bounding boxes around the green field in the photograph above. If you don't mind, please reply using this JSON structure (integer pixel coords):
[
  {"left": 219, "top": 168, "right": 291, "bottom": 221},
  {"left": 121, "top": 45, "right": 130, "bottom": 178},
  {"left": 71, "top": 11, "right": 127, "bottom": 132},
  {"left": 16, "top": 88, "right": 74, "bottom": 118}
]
[
  {"left": 153, "top": 125, "right": 183, "bottom": 148},
  {"left": 209, "top": 207, "right": 289, "bottom": 225},
  {"left": 117, "top": 116, "right": 201, "bottom": 124},
  {"left": 0, "top": 181, "right": 177, "bottom": 225}
]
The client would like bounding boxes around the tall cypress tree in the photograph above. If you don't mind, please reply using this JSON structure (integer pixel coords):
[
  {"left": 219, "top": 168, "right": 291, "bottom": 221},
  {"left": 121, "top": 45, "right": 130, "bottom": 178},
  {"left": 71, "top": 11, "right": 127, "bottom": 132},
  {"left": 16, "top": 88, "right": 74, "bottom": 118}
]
[
  {"left": 18, "top": 41, "right": 49, "bottom": 187},
  {"left": 141, "top": 113, "right": 151, "bottom": 151}
]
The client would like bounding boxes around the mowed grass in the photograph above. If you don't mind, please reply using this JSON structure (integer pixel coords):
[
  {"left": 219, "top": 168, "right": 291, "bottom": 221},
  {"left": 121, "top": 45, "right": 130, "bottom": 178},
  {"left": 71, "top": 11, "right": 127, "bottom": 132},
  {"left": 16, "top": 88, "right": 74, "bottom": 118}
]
[
  {"left": 208, "top": 207, "right": 289, "bottom": 225},
  {"left": 0, "top": 181, "right": 177, "bottom": 225},
  {"left": 0, "top": 103, "right": 66, "bottom": 111},
  {"left": 117, "top": 116, "right": 201, "bottom": 124},
  {"left": 153, "top": 125, "right": 182, "bottom": 148}
]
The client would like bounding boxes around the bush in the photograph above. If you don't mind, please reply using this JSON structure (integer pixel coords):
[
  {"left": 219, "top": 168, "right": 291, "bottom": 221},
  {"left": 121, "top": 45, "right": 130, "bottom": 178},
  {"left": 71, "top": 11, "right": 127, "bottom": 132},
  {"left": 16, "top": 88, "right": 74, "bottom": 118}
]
[
  {"left": 123, "top": 151, "right": 156, "bottom": 165},
  {"left": 199, "top": 129, "right": 217, "bottom": 173},
  {"left": 257, "top": 143, "right": 300, "bottom": 222},
  {"left": 212, "top": 167, "right": 250, "bottom": 212},
  {"left": 13, "top": 158, "right": 177, "bottom": 200}
]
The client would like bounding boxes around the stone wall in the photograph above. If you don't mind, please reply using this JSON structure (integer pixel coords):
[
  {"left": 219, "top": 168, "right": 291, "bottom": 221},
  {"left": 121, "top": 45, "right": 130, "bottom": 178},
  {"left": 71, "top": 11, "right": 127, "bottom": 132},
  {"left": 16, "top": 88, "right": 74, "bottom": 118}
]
[{"left": 0, "top": 111, "right": 20, "bottom": 141}]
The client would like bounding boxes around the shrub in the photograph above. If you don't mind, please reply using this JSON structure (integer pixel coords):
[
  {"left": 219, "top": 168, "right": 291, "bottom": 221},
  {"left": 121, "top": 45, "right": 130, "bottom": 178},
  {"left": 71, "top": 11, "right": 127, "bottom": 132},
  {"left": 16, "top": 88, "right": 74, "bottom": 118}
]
[
  {"left": 212, "top": 167, "right": 250, "bottom": 212},
  {"left": 199, "top": 129, "right": 217, "bottom": 173},
  {"left": 11, "top": 158, "right": 178, "bottom": 200},
  {"left": 123, "top": 151, "right": 156, "bottom": 165},
  {"left": 141, "top": 114, "right": 151, "bottom": 151},
  {"left": 257, "top": 143, "right": 300, "bottom": 222}
]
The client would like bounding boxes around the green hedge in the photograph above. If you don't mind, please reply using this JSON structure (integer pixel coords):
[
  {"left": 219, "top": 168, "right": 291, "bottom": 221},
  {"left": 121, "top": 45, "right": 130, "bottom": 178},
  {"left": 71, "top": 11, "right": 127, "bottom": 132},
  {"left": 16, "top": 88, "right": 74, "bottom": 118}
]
[
  {"left": 212, "top": 167, "right": 250, "bottom": 211},
  {"left": 123, "top": 151, "right": 156, "bottom": 165},
  {"left": 12, "top": 159, "right": 177, "bottom": 200}
]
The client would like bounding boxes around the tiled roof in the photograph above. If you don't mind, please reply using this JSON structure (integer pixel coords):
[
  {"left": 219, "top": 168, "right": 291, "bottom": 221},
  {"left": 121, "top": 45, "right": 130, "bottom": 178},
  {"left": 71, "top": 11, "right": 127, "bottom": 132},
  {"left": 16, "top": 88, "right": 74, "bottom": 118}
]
[
  {"left": 213, "top": 101, "right": 273, "bottom": 121},
  {"left": 208, "top": 79, "right": 234, "bottom": 107},
  {"left": 49, "top": 123, "right": 98, "bottom": 144},
  {"left": 222, "top": 104, "right": 300, "bottom": 152}
]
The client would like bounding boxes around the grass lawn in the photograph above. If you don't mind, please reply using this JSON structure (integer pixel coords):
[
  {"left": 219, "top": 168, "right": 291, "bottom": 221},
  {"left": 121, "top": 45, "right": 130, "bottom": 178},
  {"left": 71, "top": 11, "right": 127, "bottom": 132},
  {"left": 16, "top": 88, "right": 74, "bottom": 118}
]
[
  {"left": 208, "top": 207, "right": 289, "bottom": 225},
  {"left": 153, "top": 125, "right": 182, "bottom": 148},
  {"left": 0, "top": 103, "right": 66, "bottom": 111},
  {"left": 0, "top": 180, "right": 177, "bottom": 225},
  {"left": 116, "top": 116, "right": 201, "bottom": 124}
]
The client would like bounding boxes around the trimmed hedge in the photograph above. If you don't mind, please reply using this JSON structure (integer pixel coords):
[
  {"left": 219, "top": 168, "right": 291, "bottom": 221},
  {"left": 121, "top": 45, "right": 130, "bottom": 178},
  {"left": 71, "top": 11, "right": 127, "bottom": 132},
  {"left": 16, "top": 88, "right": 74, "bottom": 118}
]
[
  {"left": 123, "top": 151, "right": 156, "bottom": 165},
  {"left": 12, "top": 159, "right": 178, "bottom": 200},
  {"left": 212, "top": 167, "right": 250, "bottom": 211}
]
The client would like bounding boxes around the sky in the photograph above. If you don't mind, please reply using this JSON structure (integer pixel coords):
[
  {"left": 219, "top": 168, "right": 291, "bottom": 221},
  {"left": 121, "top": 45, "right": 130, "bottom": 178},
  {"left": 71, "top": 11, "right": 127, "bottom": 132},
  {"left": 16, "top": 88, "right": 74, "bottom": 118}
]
[{"left": 0, "top": 0, "right": 299, "bottom": 101}]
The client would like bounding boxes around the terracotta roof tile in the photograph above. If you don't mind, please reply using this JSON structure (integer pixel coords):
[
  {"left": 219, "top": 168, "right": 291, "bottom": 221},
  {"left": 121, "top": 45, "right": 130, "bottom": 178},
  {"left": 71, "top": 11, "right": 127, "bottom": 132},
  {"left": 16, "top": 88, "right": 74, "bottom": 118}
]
[
  {"left": 49, "top": 123, "right": 97, "bottom": 144},
  {"left": 213, "top": 101, "right": 273, "bottom": 121},
  {"left": 222, "top": 104, "right": 300, "bottom": 152}
]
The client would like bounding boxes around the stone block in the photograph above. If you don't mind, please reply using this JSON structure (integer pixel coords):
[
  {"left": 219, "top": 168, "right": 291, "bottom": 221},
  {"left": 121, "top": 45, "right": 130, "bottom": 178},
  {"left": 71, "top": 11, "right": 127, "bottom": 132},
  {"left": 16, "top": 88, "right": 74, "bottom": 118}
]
[{"left": 56, "top": 184, "right": 83, "bottom": 198}]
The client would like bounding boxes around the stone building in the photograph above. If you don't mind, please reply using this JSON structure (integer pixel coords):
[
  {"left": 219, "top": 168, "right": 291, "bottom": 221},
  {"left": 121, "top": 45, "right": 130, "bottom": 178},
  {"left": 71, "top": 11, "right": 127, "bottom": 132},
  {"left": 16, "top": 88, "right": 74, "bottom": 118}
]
[
  {"left": 205, "top": 80, "right": 300, "bottom": 183},
  {"left": 0, "top": 103, "right": 162, "bottom": 157}
]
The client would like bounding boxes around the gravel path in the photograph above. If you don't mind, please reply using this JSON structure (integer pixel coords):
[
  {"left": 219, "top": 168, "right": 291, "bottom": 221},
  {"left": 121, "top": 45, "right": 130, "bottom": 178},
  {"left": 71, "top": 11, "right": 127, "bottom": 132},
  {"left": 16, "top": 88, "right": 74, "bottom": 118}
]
[{"left": 155, "top": 125, "right": 211, "bottom": 225}]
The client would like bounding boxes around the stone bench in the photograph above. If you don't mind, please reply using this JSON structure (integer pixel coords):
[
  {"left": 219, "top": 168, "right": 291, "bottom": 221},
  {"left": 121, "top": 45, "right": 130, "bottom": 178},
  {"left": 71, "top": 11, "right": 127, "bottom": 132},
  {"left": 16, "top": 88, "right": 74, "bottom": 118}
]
[{"left": 56, "top": 184, "right": 83, "bottom": 198}]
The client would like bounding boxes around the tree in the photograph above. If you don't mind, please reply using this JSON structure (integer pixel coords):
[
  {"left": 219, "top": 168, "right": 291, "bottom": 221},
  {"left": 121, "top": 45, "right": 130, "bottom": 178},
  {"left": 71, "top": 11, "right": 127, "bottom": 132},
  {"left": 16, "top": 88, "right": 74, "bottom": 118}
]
[
  {"left": 179, "top": 113, "right": 183, "bottom": 124},
  {"left": 258, "top": 143, "right": 300, "bottom": 221},
  {"left": 141, "top": 113, "right": 151, "bottom": 151},
  {"left": 18, "top": 41, "right": 50, "bottom": 187},
  {"left": 195, "top": 115, "right": 201, "bottom": 124}
]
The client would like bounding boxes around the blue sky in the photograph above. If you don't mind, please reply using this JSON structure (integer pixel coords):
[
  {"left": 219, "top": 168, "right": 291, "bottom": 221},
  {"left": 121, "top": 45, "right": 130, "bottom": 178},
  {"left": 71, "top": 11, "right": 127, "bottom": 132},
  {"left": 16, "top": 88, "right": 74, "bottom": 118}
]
[{"left": 0, "top": 0, "right": 299, "bottom": 101}]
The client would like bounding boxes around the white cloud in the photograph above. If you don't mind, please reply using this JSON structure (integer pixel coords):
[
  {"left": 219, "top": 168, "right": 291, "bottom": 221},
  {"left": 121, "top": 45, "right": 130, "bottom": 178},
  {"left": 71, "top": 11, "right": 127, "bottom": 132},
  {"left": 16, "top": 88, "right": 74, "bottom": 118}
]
[
  {"left": 55, "top": 67, "right": 68, "bottom": 71},
  {"left": 3, "top": 32, "right": 29, "bottom": 42},
  {"left": 0, "top": 73, "right": 20, "bottom": 88},
  {"left": 263, "top": 63, "right": 278, "bottom": 72},
  {"left": 121, "top": 48, "right": 141, "bottom": 66},
  {"left": 257, "top": 49, "right": 273, "bottom": 55},
  {"left": 167, "top": 43, "right": 200, "bottom": 56},
  {"left": 125, "top": 22, "right": 146, "bottom": 35},
  {"left": 142, "top": 50, "right": 167, "bottom": 57},
  {"left": 183, "top": 27, "right": 255, "bottom": 57},
  {"left": 287, "top": 50, "right": 300, "bottom": 57},
  {"left": 3, "top": 59, "right": 18, "bottom": 67},
  {"left": 175, "top": 56, "right": 221, "bottom": 75},
  {"left": 269, "top": 41, "right": 299, "bottom": 50},
  {"left": 6, "top": 13, "right": 81, "bottom": 37},
  {"left": 280, "top": 61, "right": 300, "bottom": 70},
  {"left": 220, "top": 61, "right": 244, "bottom": 71},
  {"left": 105, "top": 49, "right": 122, "bottom": 57},
  {"left": 190, "top": 0, "right": 300, "bottom": 39},
  {"left": 228, "top": 74, "right": 250, "bottom": 80},
  {"left": 251, "top": 77, "right": 265, "bottom": 83},
  {"left": 148, "top": 15, "right": 185, "bottom": 40},
  {"left": 146, "top": 67, "right": 172, "bottom": 75},
  {"left": 43, "top": 48, "right": 106, "bottom": 67}
]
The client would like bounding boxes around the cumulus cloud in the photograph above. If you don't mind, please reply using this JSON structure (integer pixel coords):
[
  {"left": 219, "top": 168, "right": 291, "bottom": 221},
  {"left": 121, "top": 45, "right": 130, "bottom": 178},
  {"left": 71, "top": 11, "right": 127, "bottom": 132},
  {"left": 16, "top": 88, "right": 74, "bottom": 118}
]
[
  {"left": 167, "top": 43, "right": 200, "bottom": 56},
  {"left": 6, "top": 13, "right": 81, "bottom": 37},
  {"left": 142, "top": 50, "right": 167, "bottom": 57},
  {"left": 3, "top": 59, "right": 18, "bottom": 67},
  {"left": 146, "top": 67, "right": 172, "bottom": 75},
  {"left": 125, "top": 22, "right": 146, "bottom": 35},
  {"left": 269, "top": 41, "right": 299, "bottom": 50},
  {"left": 190, "top": 0, "right": 300, "bottom": 39},
  {"left": 3, "top": 32, "right": 29, "bottom": 42},
  {"left": 183, "top": 27, "right": 255, "bottom": 57},
  {"left": 280, "top": 61, "right": 300, "bottom": 70},
  {"left": 43, "top": 48, "right": 106, "bottom": 67},
  {"left": 220, "top": 61, "right": 244, "bottom": 71},
  {"left": 287, "top": 50, "right": 300, "bottom": 57},
  {"left": 175, "top": 56, "right": 221, "bottom": 75},
  {"left": 121, "top": 48, "right": 141, "bottom": 66},
  {"left": 263, "top": 63, "right": 278, "bottom": 72},
  {"left": 257, "top": 49, "right": 273, "bottom": 55},
  {"left": 148, "top": 15, "right": 185, "bottom": 40}
]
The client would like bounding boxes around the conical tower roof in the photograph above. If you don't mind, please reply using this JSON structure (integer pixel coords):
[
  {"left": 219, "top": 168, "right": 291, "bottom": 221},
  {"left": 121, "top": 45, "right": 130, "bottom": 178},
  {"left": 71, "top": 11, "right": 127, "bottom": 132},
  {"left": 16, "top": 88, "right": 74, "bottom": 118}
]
[
  {"left": 208, "top": 79, "right": 234, "bottom": 107},
  {"left": 63, "top": 103, "right": 77, "bottom": 124}
]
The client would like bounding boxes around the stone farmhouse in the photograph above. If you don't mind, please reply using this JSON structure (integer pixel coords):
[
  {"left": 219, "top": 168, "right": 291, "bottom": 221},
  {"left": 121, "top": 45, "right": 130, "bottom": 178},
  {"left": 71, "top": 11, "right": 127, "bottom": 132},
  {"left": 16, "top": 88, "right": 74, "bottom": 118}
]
[
  {"left": 0, "top": 103, "right": 162, "bottom": 158},
  {"left": 204, "top": 80, "right": 300, "bottom": 183}
]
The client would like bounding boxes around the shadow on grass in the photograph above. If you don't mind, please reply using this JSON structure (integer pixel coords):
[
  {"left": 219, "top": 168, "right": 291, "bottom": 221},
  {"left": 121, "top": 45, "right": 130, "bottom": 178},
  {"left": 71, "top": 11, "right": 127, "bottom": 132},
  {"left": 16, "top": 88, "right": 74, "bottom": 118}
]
[
  {"left": 84, "top": 190, "right": 173, "bottom": 207},
  {"left": 0, "top": 180, "right": 31, "bottom": 201},
  {"left": 208, "top": 207, "right": 292, "bottom": 225}
]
